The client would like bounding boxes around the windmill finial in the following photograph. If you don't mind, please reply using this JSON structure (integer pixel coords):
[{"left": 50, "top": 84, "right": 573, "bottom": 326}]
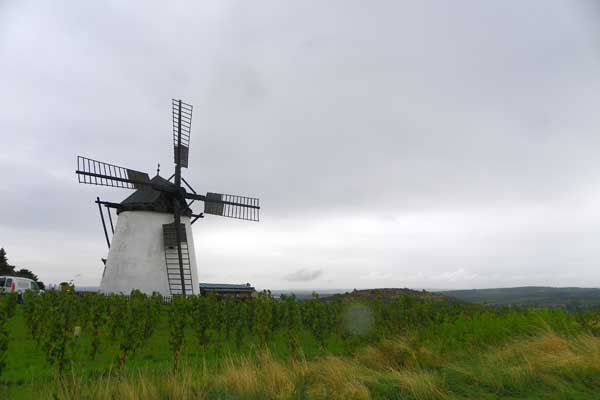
[{"left": 157, "top": 163, "right": 161, "bottom": 176}]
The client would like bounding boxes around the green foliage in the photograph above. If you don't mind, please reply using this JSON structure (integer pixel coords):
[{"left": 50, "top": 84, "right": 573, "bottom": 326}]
[
  {"left": 143, "top": 292, "right": 163, "bottom": 340},
  {"left": 14, "top": 268, "right": 38, "bottom": 282},
  {"left": 254, "top": 291, "right": 273, "bottom": 346},
  {"left": 114, "top": 290, "right": 149, "bottom": 368},
  {"left": 233, "top": 301, "right": 248, "bottom": 349},
  {"left": 40, "top": 291, "right": 81, "bottom": 373},
  {"left": 190, "top": 294, "right": 212, "bottom": 350},
  {"left": 23, "top": 290, "right": 43, "bottom": 342},
  {"left": 84, "top": 294, "right": 107, "bottom": 360},
  {"left": 303, "top": 292, "right": 330, "bottom": 348},
  {"left": 573, "top": 307, "right": 600, "bottom": 335},
  {"left": 168, "top": 294, "right": 188, "bottom": 369},
  {"left": 0, "top": 293, "right": 17, "bottom": 375},
  {"left": 0, "top": 248, "right": 14, "bottom": 276},
  {"left": 11, "top": 285, "right": 600, "bottom": 397},
  {"left": 221, "top": 298, "right": 236, "bottom": 339},
  {"left": 443, "top": 286, "right": 600, "bottom": 309},
  {"left": 106, "top": 294, "right": 126, "bottom": 339},
  {"left": 0, "top": 249, "right": 6, "bottom": 266},
  {"left": 282, "top": 294, "right": 302, "bottom": 357}
]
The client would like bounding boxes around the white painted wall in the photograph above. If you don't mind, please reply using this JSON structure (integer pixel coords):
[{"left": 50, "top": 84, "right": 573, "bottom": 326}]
[{"left": 100, "top": 211, "right": 199, "bottom": 296}]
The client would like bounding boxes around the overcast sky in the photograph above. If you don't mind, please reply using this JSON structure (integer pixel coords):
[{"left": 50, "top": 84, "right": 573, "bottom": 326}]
[{"left": 1, "top": 1, "right": 600, "bottom": 290}]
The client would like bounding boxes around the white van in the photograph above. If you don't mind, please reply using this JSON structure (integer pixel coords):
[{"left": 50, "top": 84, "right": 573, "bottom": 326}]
[{"left": 0, "top": 276, "right": 40, "bottom": 294}]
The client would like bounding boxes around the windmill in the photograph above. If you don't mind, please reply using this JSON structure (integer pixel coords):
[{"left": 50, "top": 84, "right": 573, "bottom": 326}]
[{"left": 76, "top": 99, "right": 260, "bottom": 296}]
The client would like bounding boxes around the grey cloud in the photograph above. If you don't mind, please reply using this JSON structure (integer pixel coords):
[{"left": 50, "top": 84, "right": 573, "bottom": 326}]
[{"left": 284, "top": 268, "right": 324, "bottom": 282}]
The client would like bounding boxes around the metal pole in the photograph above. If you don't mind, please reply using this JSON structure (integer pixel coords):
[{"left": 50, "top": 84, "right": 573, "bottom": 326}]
[
  {"left": 96, "top": 197, "right": 110, "bottom": 249},
  {"left": 106, "top": 205, "right": 115, "bottom": 234}
]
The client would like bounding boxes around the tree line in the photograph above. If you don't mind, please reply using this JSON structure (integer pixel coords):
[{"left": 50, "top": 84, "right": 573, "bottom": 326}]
[{"left": 0, "top": 248, "right": 45, "bottom": 289}]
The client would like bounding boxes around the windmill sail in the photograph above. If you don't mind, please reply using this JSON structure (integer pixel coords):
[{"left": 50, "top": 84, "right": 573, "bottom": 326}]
[
  {"left": 172, "top": 99, "right": 193, "bottom": 168},
  {"left": 204, "top": 192, "right": 260, "bottom": 222},
  {"left": 76, "top": 156, "right": 150, "bottom": 189}
]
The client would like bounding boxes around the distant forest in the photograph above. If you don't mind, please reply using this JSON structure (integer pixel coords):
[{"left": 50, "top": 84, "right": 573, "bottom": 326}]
[
  {"left": 441, "top": 286, "right": 600, "bottom": 309},
  {"left": 0, "top": 248, "right": 45, "bottom": 289}
]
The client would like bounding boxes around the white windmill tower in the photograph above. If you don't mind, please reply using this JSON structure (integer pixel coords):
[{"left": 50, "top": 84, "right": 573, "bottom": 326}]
[{"left": 75, "top": 99, "right": 260, "bottom": 296}]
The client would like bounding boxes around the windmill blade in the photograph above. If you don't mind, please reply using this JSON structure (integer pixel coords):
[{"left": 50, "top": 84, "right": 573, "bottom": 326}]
[
  {"left": 76, "top": 156, "right": 151, "bottom": 189},
  {"left": 172, "top": 99, "right": 193, "bottom": 168},
  {"left": 184, "top": 192, "right": 260, "bottom": 221},
  {"left": 201, "top": 192, "right": 260, "bottom": 222}
]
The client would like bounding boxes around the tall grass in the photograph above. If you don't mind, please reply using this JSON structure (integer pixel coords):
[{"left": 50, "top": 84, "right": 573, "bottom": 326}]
[{"left": 38, "top": 331, "right": 600, "bottom": 400}]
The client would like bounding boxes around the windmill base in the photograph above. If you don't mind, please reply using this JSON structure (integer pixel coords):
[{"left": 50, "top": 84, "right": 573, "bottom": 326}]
[{"left": 100, "top": 211, "right": 199, "bottom": 296}]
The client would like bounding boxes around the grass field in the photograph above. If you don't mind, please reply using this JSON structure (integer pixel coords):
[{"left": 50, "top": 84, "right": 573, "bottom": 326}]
[{"left": 2, "top": 292, "right": 600, "bottom": 399}]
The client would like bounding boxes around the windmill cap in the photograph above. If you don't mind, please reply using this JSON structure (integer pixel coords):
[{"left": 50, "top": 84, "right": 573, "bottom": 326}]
[{"left": 117, "top": 175, "right": 192, "bottom": 216}]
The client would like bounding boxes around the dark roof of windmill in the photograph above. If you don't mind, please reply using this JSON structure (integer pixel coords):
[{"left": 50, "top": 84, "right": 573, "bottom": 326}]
[
  {"left": 121, "top": 175, "right": 171, "bottom": 204},
  {"left": 117, "top": 175, "right": 191, "bottom": 215}
]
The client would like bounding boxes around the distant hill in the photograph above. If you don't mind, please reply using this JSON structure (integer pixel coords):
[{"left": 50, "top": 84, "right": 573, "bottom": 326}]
[
  {"left": 439, "top": 287, "right": 600, "bottom": 309},
  {"left": 323, "top": 288, "right": 453, "bottom": 303},
  {"left": 269, "top": 289, "right": 348, "bottom": 300}
]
